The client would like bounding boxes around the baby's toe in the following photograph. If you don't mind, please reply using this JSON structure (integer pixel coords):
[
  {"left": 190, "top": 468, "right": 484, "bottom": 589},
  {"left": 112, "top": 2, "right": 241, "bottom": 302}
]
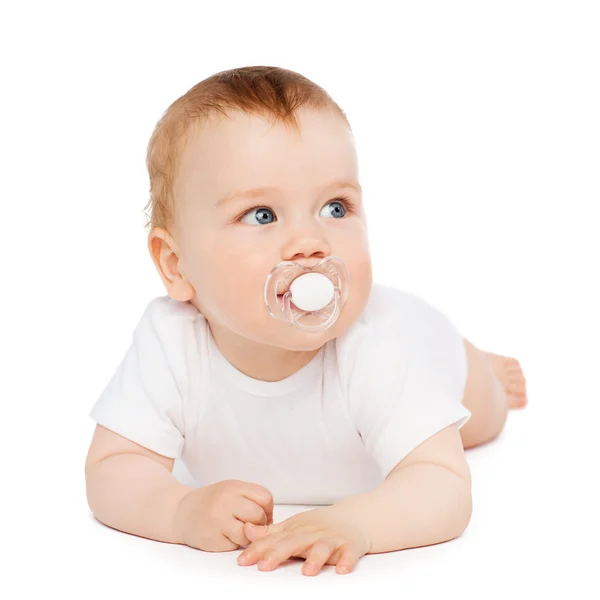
[
  {"left": 509, "top": 379, "right": 526, "bottom": 395},
  {"left": 507, "top": 393, "right": 527, "bottom": 408},
  {"left": 508, "top": 369, "right": 527, "bottom": 408},
  {"left": 505, "top": 357, "right": 522, "bottom": 371}
]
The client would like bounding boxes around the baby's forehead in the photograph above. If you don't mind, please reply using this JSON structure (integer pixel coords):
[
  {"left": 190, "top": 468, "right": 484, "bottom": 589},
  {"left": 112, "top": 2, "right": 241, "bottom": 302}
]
[
  {"left": 177, "top": 112, "right": 357, "bottom": 197},
  {"left": 187, "top": 107, "right": 352, "bottom": 151}
]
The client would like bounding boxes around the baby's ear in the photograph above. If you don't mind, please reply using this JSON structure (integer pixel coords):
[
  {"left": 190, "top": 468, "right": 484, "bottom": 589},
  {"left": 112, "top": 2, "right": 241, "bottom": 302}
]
[{"left": 147, "top": 228, "right": 195, "bottom": 301}]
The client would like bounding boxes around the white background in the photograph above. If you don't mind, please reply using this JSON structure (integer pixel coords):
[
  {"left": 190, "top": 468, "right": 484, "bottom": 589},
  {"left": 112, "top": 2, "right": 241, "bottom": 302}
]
[{"left": 2, "top": 1, "right": 599, "bottom": 598}]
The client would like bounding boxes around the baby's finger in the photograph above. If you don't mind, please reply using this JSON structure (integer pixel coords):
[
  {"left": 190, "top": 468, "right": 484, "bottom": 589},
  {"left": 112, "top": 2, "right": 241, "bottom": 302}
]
[
  {"left": 302, "top": 540, "right": 340, "bottom": 576},
  {"left": 237, "top": 482, "right": 274, "bottom": 525},
  {"left": 257, "top": 532, "right": 318, "bottom": 571},
  {"left": 335, "top": 543, "right": 361, "bottom": 574},
  {"left": 224, "top": 517, "right": 251, "bottom": 547},
  {"left": 238, "top": 530, "right": 289, "bottom": 566},
  {"left": 232, "top": 496, "right": 270, "bottom": 528}
]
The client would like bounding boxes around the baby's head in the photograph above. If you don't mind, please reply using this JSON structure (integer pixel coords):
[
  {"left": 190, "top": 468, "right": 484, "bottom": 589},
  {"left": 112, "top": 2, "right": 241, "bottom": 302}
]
[{"left": 145, "top": 66, "right": 372, "bottom": 352}]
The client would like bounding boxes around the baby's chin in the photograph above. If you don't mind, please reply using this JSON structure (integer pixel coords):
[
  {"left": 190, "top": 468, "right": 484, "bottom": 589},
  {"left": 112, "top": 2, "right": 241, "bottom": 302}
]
[
  {"left": 256, "top": 309, "right": 357, "bottom": 352},
  {"left": 270, "top": 328, "right": 335, "bottom": 352}
]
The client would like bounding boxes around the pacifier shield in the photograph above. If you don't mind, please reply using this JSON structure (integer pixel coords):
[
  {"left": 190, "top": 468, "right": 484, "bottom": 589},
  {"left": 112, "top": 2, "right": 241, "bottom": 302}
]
[{"left": 263, "top": 255, "right": 350, "bottom": 332}]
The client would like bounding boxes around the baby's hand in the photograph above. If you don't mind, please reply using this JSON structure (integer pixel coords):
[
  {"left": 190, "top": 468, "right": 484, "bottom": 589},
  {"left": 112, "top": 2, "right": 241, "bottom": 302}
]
[
  {"left": 174, "top": 479, "right": 274, "bottom": 552},
  {"left": 237, "top": 506, "right": 371, "bottom": 576}
]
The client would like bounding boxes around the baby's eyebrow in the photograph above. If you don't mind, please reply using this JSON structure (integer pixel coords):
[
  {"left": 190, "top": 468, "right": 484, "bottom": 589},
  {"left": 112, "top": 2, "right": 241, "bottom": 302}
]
[{"left": 215, "top": 179, "right": 362, "bottom": 207}]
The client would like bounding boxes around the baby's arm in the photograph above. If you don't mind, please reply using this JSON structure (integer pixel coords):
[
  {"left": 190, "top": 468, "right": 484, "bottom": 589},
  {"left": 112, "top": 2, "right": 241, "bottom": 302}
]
[
  {"left": 332, "top": 424, "right": 472, "bottom": 554},
  {"left": 85, "top": 424, "right": 195, "bottom": 544}
]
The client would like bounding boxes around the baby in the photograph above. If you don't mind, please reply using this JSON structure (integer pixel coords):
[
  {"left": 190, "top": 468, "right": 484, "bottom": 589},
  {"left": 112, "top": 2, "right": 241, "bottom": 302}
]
[{"left": 85, "top": 66, "right": 528, "bottom": 576}]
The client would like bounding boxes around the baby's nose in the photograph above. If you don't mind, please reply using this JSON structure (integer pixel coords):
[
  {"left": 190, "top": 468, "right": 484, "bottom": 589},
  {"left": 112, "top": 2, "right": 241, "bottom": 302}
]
[
  {"left": 281, "top": 218, "right": 331, "bottom": 261},
  {"left": 287, "top": 254, "right": 327, "bottom": 269}
]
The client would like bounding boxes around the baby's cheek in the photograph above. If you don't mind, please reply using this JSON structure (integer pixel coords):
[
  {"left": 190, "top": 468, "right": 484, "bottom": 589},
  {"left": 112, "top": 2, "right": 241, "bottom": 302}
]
[
  {"left": 338, "top": 262, "right": 372, "bottom": 324},
  {"left": 349, "top": 253, "right": 373, "bottom": 293}
]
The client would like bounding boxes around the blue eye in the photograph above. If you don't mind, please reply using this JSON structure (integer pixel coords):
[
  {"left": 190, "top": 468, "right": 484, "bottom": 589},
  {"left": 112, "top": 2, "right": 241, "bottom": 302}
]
[
  {"left": 319, "top": 200, "right": 346, "bottom": 219},
  {"left": 239, "top": 198, "right": 352, "bottom": 225},
  {"left": 240, "top": 207, "right": 276, "bottom": 225}
]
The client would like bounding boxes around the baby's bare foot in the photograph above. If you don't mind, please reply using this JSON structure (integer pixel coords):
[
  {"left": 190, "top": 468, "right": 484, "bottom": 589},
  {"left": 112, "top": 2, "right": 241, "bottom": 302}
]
[{"left": 486, "top": 352, "right": 528, "bottom": 409}]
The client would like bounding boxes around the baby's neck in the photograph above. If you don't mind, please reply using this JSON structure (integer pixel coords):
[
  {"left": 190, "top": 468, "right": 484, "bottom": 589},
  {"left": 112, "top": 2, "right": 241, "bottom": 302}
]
[{"left": 207, "top": 322, "right": 322, "bottom": 382}]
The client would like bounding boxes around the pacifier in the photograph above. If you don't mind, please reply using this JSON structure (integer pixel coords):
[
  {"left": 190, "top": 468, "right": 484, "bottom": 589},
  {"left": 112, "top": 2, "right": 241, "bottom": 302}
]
[{"left": 263, "top": 255, "right": 350, "bottom": 332}]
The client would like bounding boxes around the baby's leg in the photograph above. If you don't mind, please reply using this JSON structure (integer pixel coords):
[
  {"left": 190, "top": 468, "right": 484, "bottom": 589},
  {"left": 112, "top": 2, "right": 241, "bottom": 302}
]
[{"left": 459, "top": 338, "right": 527, "bottom": 449}]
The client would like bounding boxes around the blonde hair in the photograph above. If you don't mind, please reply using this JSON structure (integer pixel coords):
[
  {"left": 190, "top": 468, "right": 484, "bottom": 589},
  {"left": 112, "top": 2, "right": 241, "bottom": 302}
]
[{"left": 143, "top": 66, "right": 350, "bottom": 233}]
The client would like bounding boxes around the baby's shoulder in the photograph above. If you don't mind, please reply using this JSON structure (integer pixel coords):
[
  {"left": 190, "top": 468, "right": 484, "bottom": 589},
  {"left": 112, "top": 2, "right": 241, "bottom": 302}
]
[
  {"left": 334, "top": 282, "right": 464, "bottom": 400},
  {"left": 139, "top": 295, "right": 200, "bottom": 326},
  {"left": 133, "top": 295, "right": 204, "bottom": 356},
  {"left": 344, "top": 281, "right": 436, "bottom": 335},
  {"left": 335, "top": 282, "right": 455, "bottom": 363}
]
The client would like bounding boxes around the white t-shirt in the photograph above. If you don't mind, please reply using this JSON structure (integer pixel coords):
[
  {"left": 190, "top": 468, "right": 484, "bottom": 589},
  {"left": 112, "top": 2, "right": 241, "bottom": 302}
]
[{"left": 89, "top": 282, "right": 471, "bottom": 505}]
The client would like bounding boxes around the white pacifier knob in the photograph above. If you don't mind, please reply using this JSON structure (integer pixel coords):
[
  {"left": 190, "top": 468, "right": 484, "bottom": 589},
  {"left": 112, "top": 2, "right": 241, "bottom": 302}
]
[
  {"left": 264, "top": 255, "right": 349, "bottom": 331},
  {"left": 289, "top": 272, "right": 335, "bottom": 312}
]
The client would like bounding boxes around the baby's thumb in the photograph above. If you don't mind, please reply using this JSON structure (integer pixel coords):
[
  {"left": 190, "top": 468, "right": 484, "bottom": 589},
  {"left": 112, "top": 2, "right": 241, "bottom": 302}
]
[
  {"left": 245, "top": 519, "right": 284, "bottom": 540},
  {"left": 244, "top": 522, "right": 268, "bottom": 541}
]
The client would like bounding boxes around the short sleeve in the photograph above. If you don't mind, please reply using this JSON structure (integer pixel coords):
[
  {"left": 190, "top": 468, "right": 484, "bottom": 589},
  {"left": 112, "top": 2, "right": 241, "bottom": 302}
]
[
  {"left": 345, "top": 294, "right": 472, "bottom": 480},
  {"left": 89, "top": 298, "right": 187, "bottom": 459}
]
